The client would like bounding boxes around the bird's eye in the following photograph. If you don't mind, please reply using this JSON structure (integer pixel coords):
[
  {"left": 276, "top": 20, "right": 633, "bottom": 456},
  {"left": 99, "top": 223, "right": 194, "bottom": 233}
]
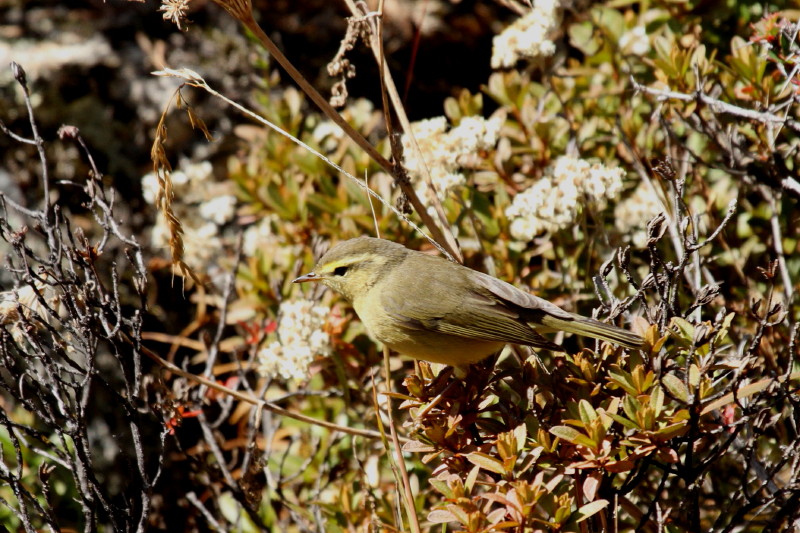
[{"left": 333, "top": 266, "right": 349, "bottom": 276}]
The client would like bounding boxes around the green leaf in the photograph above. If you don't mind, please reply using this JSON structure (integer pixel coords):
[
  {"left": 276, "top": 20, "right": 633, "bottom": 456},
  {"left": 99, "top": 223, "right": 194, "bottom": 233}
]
[
  {"left": 699, "top": 376, "right": 794, "bottom": 416},
  {"left": 568, "top": 22, "right": 600, "bottom": 56},
  {"left": 402, "top": 440, "right": 436, "bottom": 453},
  {"left": 550, "top": 426, "right": 595, "bottom": 448},
  {"left": 571, "top": 499, "right": 610, "bottom": 524},
  {"left": 446, "top": 504, "right": 470, "bottom": 526},
  {"left": 444, "top": 97, "right": 461, "bottom": 122},
  {"left": 650, "top": 385, "right": 664, "bottom": 417},
  {"left": 465, "top": 464, "right": 480, "bottom": 493},
  {"left": 578, "top": 399, "right": 598, "bottom": 425},
  {"left": 662, "top": 373, "right": 689, "bottom": 403},
  {"left": 654, "top": 421, "right": 688, "bottom": 440},
  {"left": 714, "top": 312, "right": 735, "bottom": 343},
  {"left": 653, "top": 36, "right": 679, "bottom": 78},
  {"left": 689, "top": 364, "right": 700, "bottom": 389},
  {"left": 669, "top": 317, "right": 695, "bottom": 344},
  {"left": 607, "top": 412, "right": 640, "bottom": 430},
  {"left": 427, "top": 509, "right": 457, "bottom": 524},
  {"left": 608, "top": 367, "right": 638, "bottom": 395},
  {"left": 622, "top": 395, "right": 642, "bottom": 423},
  {"left": 592, "top": 7, "right": 624, "bottom": 39},
  {"left": 513, "top": 423, "right": 528, "bottom": 452},
  {"left": 465, "top": 452, "right": 507, "bottom": 475},
  {"left": 429, "top": 478, "right": 454, "bottom": 499}
]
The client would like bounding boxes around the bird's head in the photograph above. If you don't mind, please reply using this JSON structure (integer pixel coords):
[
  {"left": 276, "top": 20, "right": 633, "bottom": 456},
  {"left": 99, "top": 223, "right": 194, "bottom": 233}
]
[{"left": 293, "top": 237, "right": 409, "bottom": 303}]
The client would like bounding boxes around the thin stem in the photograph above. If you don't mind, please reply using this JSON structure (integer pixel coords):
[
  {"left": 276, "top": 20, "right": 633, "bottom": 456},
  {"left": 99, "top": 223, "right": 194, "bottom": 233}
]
[
  {"left": 342, "top": 0, "right": 462, "bottom": 262},
  {"left": 382, "top": 347, "right": 422, "bottom": 533},
  {"left": 233, "top": 10, "right": 461, "bottom": 261},
  {"left": 135, "top": 335, "right": 400, "bottom": 441}
]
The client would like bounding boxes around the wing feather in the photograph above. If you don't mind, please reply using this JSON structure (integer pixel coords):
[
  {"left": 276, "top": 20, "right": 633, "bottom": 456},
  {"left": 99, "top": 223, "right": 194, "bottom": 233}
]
[
  {"left": 380, "top": 257, "right": 565, "bottom": 349},
  {"left": 470, "top": 271, "right": 574, "bottom": 321},
  {"left": 377, "top": 251, "right": 641, "bottom": 351}
]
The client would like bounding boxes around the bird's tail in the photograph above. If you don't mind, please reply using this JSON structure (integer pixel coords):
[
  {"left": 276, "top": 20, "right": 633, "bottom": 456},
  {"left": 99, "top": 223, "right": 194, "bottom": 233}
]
[{"left": 540, "top": 313, "right": 644, "bottom": 349}]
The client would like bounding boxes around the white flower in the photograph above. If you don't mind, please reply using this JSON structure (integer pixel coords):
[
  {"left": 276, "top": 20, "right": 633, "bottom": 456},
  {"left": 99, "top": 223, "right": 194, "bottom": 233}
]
[
  {"left": 141, "top": 172, "right": 160, "bottom": 205},
  {"left": 243, "top": 217, "right": 275, "bottom": 257},
  {"left": 348, "top": 98, "right": 375, "bottom": 126},
  {"left": 491, "top": 0, "right": 562, "bottom": 68},
  {"left": 195, "top": 222, "right": 220, "bottom": 240},
  {"left": 182, "top": 160, "right": 213, "bottom": 183},
  {"left": 312, "top": 121, "right": 345, "bottom": 151},
  {"left": 402, "top": 113, "right": 504, "bottom": 203},
  {"left": 169, "top": 170, "right": 190, "bottom": 187},
  {"left": 407, "top": 116, "right": 448, "bottom": 140},
  {"left": 149, "top": 216, "right": 171, "bottom": 250},
  {"left": 182, "top": 223, "right": 222, "bottom": 267},
  {"left": 619, "top": 26, "right": 650, "bottom": 56},
  {"left": 449, "top": 115, "right": 502, "bottom": 153},
  {"left": 614, "top": 184, "right": 663, "bottom": 247},
  {"left": 257, "top": 299, "right": 332, "bottom": 382},
  {"left": 0, "top": 284, "right": 44, "bottom": 325},
  {"left": 312, "top": 121, "right": 345, "bottom": 140},
  {"left": 241, "top": 217, "right": 300, "bottom": 268},
  {"left": 257, "top": 343, "right": 313, "bottom": 382},
  {"left": 585, "top": 165, "right": 625, "bottom": 205},
  {"left": 198, "top": 195, "right": 237, "bottom": 225},
  {"left": 0, "top": 280, "right": 64, "bottom": 346},
  {"left": 506, "top": 156, "right": 626, "bottom": 241}
]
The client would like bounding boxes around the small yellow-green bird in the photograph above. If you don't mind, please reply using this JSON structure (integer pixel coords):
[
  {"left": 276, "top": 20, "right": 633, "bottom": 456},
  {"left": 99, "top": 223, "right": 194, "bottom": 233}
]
[{"left": 293, "top": 237, "right": 643, "bottom": 366}]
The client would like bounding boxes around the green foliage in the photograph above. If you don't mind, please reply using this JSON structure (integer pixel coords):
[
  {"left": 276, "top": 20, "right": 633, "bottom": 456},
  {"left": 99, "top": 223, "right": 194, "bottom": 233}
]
[
  {"left": 209, "top": 1, "right": 800, "bottom": 528},
  {"left": 6, "top": 0, "right": 798, "bottom": 530}
]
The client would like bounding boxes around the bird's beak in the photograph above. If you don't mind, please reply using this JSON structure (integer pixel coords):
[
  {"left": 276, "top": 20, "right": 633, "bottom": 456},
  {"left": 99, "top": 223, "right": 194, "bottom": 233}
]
[{"left": 293, "top": 272, "right": 320, "bottom": 284}]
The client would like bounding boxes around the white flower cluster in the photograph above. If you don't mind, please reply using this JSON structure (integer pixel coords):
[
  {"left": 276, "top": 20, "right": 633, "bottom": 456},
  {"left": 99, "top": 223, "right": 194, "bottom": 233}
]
[
  {"left": 141, "top": 160, "right": 237, "bottom": 271},
  {"left": 257, "top": 299, "right": 332, "bottom": 382},
  {"left": 506, "top": 156, "right": 625, "bottom": 241},
  {"left": 491, "top": 0, "right": 561, "bottom": 68},
  {"left": 402, "top": 114, "right": 504, "bottom": 203},
  {"left": 614, "top": 184, "right": 663, "bottom": 248}
]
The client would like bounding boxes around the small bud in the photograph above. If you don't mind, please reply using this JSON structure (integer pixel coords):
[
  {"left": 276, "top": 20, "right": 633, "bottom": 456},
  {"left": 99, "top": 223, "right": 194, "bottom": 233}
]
[
  {"left": 647, "top": 213, "right": 667, "bottom": 245},
  {"left": 38, "top": 463, "right": 55, "bottom": 483},
  {"left": 600, "top": 257, "right": 614, "bottom": 278},
  {"left": 11, "top": 61, "right": 26, "bottom": 85},
  {"left": 404, "top": 375, "right": 424, "bottom": 398},
  {"left": 396, "top": 192, "right": 412, "bottom": 214},
  {"left": 694, "top": 284, "right": 720, "bottom": 307},
  {"left": 651, "top": 157, "right": 676, "bottom": 181},
  {"left": 57, "top": 125, "right": 80, "bottom": 140},
  {"left": 617, "top": 246, "right": 630, "bottom": 270}
]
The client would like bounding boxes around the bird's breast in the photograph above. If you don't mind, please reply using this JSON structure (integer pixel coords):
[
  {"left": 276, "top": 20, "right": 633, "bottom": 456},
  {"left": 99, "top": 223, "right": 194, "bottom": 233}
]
[{"left": 352, "top": 292, "right": 503, "bottom": 365}]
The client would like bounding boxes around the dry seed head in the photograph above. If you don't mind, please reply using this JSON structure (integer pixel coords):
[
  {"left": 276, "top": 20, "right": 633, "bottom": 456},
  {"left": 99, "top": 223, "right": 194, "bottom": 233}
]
[{"left": 211, "top": 0, "right": 253, "bottom": 23}]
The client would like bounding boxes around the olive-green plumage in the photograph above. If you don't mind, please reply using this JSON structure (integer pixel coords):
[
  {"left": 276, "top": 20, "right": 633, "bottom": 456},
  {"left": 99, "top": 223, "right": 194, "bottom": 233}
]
[{"left": 294, "top": 237, "right": 643, "bottom": 365}]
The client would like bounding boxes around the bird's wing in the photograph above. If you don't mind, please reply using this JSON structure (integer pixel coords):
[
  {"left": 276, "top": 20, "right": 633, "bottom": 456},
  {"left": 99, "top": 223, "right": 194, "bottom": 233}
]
[
  {"left": 380, "top": 265, "right": 561, "bottom": 349},
  {"left": 470, "top": 272, "right": 574, "bottom": 320},
  {"left": 474, "top": 271, "right": 645, "bottom": 349}
]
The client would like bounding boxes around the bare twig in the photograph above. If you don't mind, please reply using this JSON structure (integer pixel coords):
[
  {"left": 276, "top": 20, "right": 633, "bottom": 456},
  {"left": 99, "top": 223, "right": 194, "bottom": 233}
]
[
  {"left": 631, "top": 76, "right": 800, "bottom": 134},
  {"left": 136, "top": 337, "right": 405, "bottom": 442},
  {"left": 380, "top": 346, "right": 421, "bottom": 533}
]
